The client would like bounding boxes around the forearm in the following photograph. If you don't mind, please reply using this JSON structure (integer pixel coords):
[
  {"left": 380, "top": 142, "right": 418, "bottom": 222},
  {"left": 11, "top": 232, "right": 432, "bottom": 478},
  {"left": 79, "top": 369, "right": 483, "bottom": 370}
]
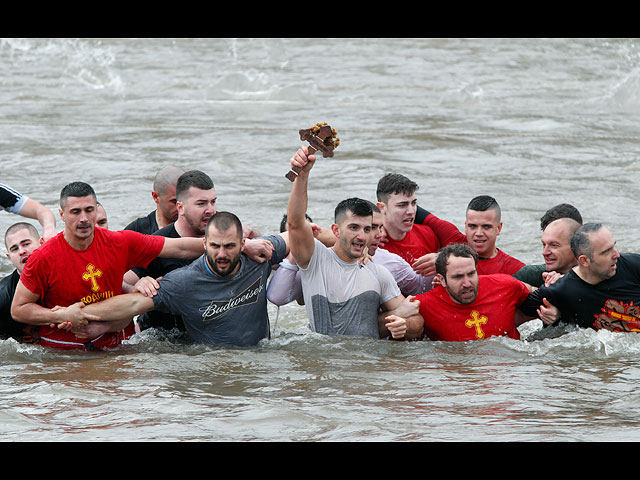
[
  {"left": 82, "top": 293, "right": 155, "bottom": 321},
  {"left": 12, "top": 301, "right": 62, "bottom": 326}
]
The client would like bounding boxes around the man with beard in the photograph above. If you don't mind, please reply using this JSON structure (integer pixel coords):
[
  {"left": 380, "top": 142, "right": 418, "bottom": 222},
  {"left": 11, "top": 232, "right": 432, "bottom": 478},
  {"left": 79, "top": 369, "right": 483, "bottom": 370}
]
[
  {"left": 287, "top": 146, "right": 423, "bottom": 340},
  {"left": 69, "top": 211, "right": 288, "bottom": 347},
  {"left": 519, "top": 223, "right": 640, "bottom": 333},
  {"left": 415, "top": 243, "right": 534, "bottom": 341}
]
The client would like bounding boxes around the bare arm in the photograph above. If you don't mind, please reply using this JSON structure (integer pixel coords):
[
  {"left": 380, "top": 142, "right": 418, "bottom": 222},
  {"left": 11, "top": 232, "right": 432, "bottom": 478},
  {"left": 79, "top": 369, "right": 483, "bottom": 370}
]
[
  {"left": 19, "top": 198, "right": 57, "bottom": 242},
  {"left": 10, "top": 281, "right": 99, "bottom": 328},
  {"left": 378, "top": 295, "right": 424, "bottom": 340},
  {"left": 286, "top": 146, "right": 317, "bottom": 269},
  {"left": 81, "top": 292, "right": 156, "bottom": 321},
  {"left": 158, "top": 236, "right": 204, "bottom": 260}
]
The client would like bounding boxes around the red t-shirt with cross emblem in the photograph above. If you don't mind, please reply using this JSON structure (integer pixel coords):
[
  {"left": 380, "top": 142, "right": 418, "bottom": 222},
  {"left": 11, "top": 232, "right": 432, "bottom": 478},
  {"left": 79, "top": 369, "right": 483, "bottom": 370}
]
[
  {"left": 415, "top": 274, "right": 530, "bottom": 341},
  {"left": 20, "top": 228, "right": 165, "bottom": 349}
]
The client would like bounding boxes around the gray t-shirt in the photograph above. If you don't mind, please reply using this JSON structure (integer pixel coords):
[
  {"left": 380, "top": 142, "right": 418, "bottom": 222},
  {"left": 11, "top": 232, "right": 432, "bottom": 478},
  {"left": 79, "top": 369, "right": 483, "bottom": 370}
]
[
  {"left": 152, "top": 235, "right": 286, "bottom": 346},
  {"left": 300, "top": 239, "right": 401, "bottom": 339}
]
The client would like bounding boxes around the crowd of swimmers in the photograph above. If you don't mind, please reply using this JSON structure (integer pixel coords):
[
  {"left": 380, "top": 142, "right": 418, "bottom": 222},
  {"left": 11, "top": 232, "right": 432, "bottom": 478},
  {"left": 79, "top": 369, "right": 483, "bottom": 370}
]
[{"left": 1, "top": 144, "right": 638, "bottom": 351}]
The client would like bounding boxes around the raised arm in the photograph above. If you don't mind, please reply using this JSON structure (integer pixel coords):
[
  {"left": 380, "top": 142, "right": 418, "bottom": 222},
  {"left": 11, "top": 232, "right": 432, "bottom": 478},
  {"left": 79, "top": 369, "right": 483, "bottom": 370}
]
[
  {"left": 286, "top": 145, "right": 317, "bottom": 269},
  {"left": 19, "top": 198, "right": 57, "bottom": 243}
]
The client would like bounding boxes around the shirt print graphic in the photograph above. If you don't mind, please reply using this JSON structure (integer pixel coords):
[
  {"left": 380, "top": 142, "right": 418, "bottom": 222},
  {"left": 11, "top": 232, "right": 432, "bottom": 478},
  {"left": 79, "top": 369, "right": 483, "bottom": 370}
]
[
  {"left": 465, "top": 310, "right": 488, "bottom": 339},
  {"left": 594, "top": 299, "right": 640, "bottom": 332},
  {"left": 199, "top": 276, "right": 264, "bottom": 322},
  {"left": 80, "top": 263, "right": 114, "bottom": 305}
]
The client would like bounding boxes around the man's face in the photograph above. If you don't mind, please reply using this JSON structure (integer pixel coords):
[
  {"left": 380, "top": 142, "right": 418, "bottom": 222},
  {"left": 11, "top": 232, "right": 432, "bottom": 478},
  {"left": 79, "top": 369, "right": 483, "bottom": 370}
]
[
  {"left": 204, "top": 224, "right": 244, "bottom": 276},
  {"left": 333, "top": 211, "right": 372, "bottom": 260},
  {"left": 5, "top": 228, "right": 40, "bottom": 273},
  {"left": 584, "top": 228, "right": 620, "bottom": 281},
  {"left": 154, "top": 185, "right": 179, "bottom": 223},
  {"left": 368, "top": 211, "right": 385, "bottom": 255},
  {"left": 178, "top": 186, "right": 217, "bottom": 236},
  {"left": 378, "top": 192, "right": 417, "bottom": 236},
  {"left": 465, "top": 209, "right": 502, "bottom": 258},
  {"left": 541, "top": 220, "right": 575, "bottom": 274},
  {"left": 59, "top": 195, "right": 97, "bottom": 242},
  {"left": 96, "top": 205, "right": 109, "bottom": 229},
  {"left": 441, "top": 255, "right": 479, "bottom": 304}
]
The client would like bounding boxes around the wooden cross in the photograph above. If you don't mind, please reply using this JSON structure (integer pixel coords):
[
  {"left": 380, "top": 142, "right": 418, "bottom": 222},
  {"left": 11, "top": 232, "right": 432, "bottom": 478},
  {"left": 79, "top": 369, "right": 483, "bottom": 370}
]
[{"left": 285, "top": 124, "right": 336, "bottom": 182}]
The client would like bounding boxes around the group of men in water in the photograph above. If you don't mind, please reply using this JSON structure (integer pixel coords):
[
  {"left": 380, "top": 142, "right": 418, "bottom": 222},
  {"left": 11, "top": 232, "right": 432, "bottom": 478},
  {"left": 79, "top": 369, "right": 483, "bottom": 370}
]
[{"left": 1, "top": 143, "right": 639, "bottom": 351}]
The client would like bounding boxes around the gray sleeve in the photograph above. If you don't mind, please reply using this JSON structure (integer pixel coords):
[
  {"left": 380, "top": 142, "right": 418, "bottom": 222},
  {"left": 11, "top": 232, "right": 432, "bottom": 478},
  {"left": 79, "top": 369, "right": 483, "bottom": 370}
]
[{"left": 152, "top": 268, "right": 186, "bottom": 315}]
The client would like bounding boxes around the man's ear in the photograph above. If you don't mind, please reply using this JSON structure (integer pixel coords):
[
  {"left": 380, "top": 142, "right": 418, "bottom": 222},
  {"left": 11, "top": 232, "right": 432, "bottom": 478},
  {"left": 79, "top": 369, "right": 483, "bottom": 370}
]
[
  {"left": 577, "top": 254, "right": 590, "bottom": 268},
  {"left": 331, "top": 223, "right": 340, "bottom": 238}
]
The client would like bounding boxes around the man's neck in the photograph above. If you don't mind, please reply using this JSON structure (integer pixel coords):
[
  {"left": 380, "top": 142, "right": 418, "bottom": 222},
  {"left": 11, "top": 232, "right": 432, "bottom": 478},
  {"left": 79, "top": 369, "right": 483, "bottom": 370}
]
[
  {"left": 174, "top": 218, "right": 201, "bottom": 239},
  {"left": 385, "top": 224, "right": 408, "bottom": 242},
  {"left": 156, "top": 209, "right": 172, "bottom": 230},
  {"left": 477, "top": 247, "right": 498, "bottom": 260},
  {"left": 331, "top": 244, "right": 359, "bottom": 264},
  {"left": 572, "top": 265, "right": 603, "bottom": 285},
  {"left": 63, "top": 229, "right": 94, "bottom": 251}
]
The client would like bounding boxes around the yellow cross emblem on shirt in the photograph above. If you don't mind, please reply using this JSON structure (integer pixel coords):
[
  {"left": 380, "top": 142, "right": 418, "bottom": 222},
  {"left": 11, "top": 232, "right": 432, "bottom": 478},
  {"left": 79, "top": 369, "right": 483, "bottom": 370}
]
[
  {"left": 82, "top": 263, "right": 103, "bottom": 292},
  {"left": 465, "top": 310, "right": 488, "bottom": 339}
]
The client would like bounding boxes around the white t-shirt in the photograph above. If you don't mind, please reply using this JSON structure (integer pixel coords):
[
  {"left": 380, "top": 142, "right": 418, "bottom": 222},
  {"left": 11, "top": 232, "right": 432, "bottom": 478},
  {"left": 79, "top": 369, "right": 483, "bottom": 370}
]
[{"left": 299, "top": 239, "right": 400, "bottom": 338}]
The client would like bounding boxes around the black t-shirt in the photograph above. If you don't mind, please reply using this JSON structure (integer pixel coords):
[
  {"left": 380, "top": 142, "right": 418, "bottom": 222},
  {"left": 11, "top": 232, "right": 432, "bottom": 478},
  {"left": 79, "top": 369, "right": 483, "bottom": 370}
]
[
  {"left": 519, "top": 253, "right": 640, "bottom": 331},
  {"left": 132, "top": 222, "right": 195, "bottom": 332},
  {"left": 0, "top": 270, "right": 27, "bottom": 339},
  {"left": 124, "top": 210, "right": 159, "bottom": 235}
]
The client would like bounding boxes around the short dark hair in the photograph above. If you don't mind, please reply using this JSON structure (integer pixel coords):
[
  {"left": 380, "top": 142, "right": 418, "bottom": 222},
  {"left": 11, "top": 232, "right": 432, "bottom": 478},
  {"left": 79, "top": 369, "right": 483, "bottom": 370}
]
[
  {"left": 365, "top": 200, "right": 381, "bottom": 214},
  {"left": 435, "top": 243, "right": 478, "bottom": 277},
  {"left": 334, "top": 198, "right": 372, "bottom": 224},
  {"left": 540, "top": 203, "right": 583, "bottom": 231},
  {"left": 376, "top": 173, "right": 418, "bottom": 203},
  {"left": 176, "top": 170, "right": 214, "bottom": 201},
  {"left": 59, "top": 182, "right": 96, "bottom": 208},
  {"left": 570, "top": 223, "right": 603, "bottom": 261},
  {"left": 206, "top": 211, "right": 243, "bottom": 239},
  {"left": 466, "top": 195, "right": 501, "bottom": 222},
  {"left": 280, "top": 213, "right": 312, "bottom": 233},
  {"left": 4, "top": 222, "right": 40, "bottom": 248}
]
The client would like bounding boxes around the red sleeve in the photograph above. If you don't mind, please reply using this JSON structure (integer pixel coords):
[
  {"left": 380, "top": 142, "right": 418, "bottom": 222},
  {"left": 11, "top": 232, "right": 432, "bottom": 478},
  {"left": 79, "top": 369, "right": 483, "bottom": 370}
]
[
  {"left": 421, "top": 213, "right": 467, "bottom": 247},
  {"left": 121, "top": 230, "right": 166, "bottom": 270},
  {"left": 18, "top": 248, "right": 49, "bottom": 298}
]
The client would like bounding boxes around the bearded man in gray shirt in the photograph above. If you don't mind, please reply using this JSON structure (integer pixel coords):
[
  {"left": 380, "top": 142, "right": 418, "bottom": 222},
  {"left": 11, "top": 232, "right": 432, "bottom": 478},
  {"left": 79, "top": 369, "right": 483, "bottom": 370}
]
[{"left": 63, "top": 211, "right": 288, "bottom": 347}]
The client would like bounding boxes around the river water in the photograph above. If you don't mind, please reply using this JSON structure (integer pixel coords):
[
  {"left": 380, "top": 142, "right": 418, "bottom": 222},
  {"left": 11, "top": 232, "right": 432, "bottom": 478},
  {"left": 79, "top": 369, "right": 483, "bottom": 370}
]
[{"left": 1, "top": 37, "right": 640, "bottom": 441}]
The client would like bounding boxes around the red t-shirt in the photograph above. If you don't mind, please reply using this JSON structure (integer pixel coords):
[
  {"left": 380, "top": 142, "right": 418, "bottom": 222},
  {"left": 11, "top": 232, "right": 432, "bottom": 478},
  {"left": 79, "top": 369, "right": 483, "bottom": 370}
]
[
  {"left": 477, "top": 249, "right": 525, "bottom": 276},
  {"left": 20, "top": 228, "right": 165, "bottom": 350},
  {"left": 416, "top": 274, "right": 530, "bottom": 341},
  {"left": 383, "top": 223, "right": 442, "bottom": 265}
]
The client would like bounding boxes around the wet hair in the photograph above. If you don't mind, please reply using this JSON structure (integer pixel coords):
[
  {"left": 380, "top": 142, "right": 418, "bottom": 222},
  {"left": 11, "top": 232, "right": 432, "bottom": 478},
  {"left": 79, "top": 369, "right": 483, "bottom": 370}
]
[
  {"left": 540, "top": 203, "right": 583, "bottom": 231},
  {"left": 466, "top": 195, "right": 501, "bottom": 223},
  {"left": 153, "top": 165, "right": 184, "bottom": 195},
  {"left": 280, "top": 213, "right": 312, "bottom": 233},
  {"left": 176, "top": 170, "right": 215, "bottom": 201},
  {"left": 376, "top": 173, "right": 418, "bottom": 203},
  {"left": 365, "top": 200, "right": 381, "bottom": 214},
  {"left": 334, "top": 198, "right": 372, "bottom": 224},
  {"left": 4, "top": 222, "right": 40, "bottom": 248},
  {"left": 570, "top": 223, "right": 603, "bottom": 261},
  {"left": 206, "top": 211, "right": 243, "bottom": 239},
  {"left": 59, "top": 182, "right": 96, "bottom": 209},
  {"left": 435, "top": 243, "right": 478, "bottom": 277}
]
